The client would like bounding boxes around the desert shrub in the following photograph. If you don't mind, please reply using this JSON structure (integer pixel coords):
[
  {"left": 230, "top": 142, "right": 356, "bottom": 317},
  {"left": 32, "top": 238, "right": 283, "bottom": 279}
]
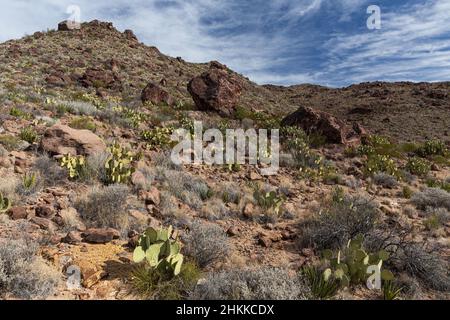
[
  {"left": 33, "top": 155, "right": 67, "bottom": 186},
  {"left": 69, "top": 116, "right": 96, "bottom": 132},
  {"left": 191, "top": 267, "right": 309, "bottom": 300},
  {"left": 161, "top": 170, "right": 211, "bottom": 209},
  {"left": 426, "top": 177, "right": 450, "bottom": 193},
  {"left": 0, "top": 134, "right": 22, "bottom": 151},
  {"left": 300, "top": 194, "right": 379, "bottom": 250},
  {"left": 364, "top": 231, "right": 450, "bottom": 292},
  {"left": 406, "top": 157, "right": 431, "bottom": 176},
  {"left": 253, "top": 185, "right": 285, "bottom": 222},
  {"left": 398, "top": 243, "right": 449, "bottom": 292},
  {"left": 19, "top": 127, "right": 38, "bottom": 144},
  {"left": 9, "top": 106, "right": 32, "bottom": 120},
  {"left": 423, "top": 207, "right": 449, "bottom": 230},
  {"left": 373, "top": 172, "right": 398, "bottom": 188},
  {"left": 416, "top": 139, "right": 448, "bottom": 157},
  {"left": 16, "top": 172, "right": 42, "bottom": 196},
  {"left": 301, "top": 266, "right": 340, "bottom": 300},
  {"left": 411, "top": 188, "right": 450, "bottom": 211},
  {"left": 0, "top": 238, "right": 60, "bottom": 299},
  {"left": 64, "top": 100, "right": 98, "bottom": 116},
  {"left": 402, "top": 186, "right": 413, "bottom": 199},
  {"left": 132, "top": 260, "right": 200, "bottom": 300},
  {"left": 152, "top": 151, "right": 182, "bottom": 170},
  {"left": 364, "top": 154, "right": 399, "bottom": 177},
  {"left": 200, "top": 198, "right": 230, "bottom": 221},
  {"left": 75, "top": 184, "right": 129, "bottom": 233},
  {"left": 183, "top": 220, "right": 230, "bottom": 268},
  {"left": 81, "top": 151, "right": 110, "bottom": 183},
  {"left": 218, "top": 182, "right": 242, "bottom": 204}
]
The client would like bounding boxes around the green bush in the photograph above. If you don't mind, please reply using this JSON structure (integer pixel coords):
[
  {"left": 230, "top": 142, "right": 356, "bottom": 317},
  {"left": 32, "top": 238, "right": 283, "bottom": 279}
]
[
  {"left": 69, "top": 116, "right": 96, "bottom": 132},
  {"left": 19, "top": 127, "right": 38, "bottom": 144},
  {"left": 416, "top": 139, "right": 448, "bottom": 157},
  {"left": 301, "top": 266, "right": 340, "bottom": 300},
  {"left": 132, "top": 260, "right": 200, "bottom": 300},
  {"left": 364, "top": 154, "right": 399, "bottom": 177},
  {"left": 141, "top": 127, "right": 174, "bottom": 149},
  {"left": 0, "top": 135, "right": 22, "bottom": 151},
  {"left": 406, "top": 157, "right": 431, "bottom": 176},
  {"left": 9, "top": 107, "right": 32, "bottom": 120}
]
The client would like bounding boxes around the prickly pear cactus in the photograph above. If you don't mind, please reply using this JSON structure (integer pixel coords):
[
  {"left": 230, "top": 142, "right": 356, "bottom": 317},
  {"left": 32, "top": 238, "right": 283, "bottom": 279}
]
[
  {"left": 105, "top": 142, "right": 135, "bottom": 184},
  {"left": 321, "top": 234, "right": 394, "bottom": 288},
  {"left": 60, "top": 154, "right": 85, "bottom": 179},
  {"left": 133, "top": 226, "right": 184, "bottom": 277}
]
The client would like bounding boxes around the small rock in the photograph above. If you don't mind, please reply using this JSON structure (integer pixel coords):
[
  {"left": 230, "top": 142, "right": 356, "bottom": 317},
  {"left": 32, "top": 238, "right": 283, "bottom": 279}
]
[
  {"left": 145, "top": 187, "right": 160, "bottom": 206},
  {"left": 63, "top": 231, "right": 83, "bottom": 244},
  {"left": 243, "top": 203, "right": 255, "bottom": 219},
  {"left": 7, "top": 206, "right": 28, "bottom": 220},
  {"left": 35, "top": 205, "right": 55, "bottom": 219},
  {"left": 82, "top": 228, "right": 120, "bottom": 244},
  {"left": 226, "top": 226, "right": 240, "bottom": 237},
  {"left": 30, "top": 216, "right": 57, "bottom": 231},
  {"left": 258, "top": 235, "right": 272, "bottom": 248}
]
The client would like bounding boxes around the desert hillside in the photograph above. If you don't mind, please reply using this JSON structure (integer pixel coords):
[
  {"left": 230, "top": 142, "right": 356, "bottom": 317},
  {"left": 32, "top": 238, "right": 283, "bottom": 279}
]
[{"left": 0, "top": 20, "right": 448, "bottom": 301}]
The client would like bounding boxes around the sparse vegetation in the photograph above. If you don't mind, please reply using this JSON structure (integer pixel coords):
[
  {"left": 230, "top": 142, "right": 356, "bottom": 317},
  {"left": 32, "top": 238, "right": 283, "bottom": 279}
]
[
  {"left": 411, "top": 188, "right": 450, "bottom": 211},
  {"left": 183, "top": 220, "right": 230, "bottom": 268},
  {"left": 75, "top": 184, "right": 130, "bottom": 233},
  {"left": 69, "top": 116, "right": 97, "bottom": 132},
  {"left": 19, "top": 127, "right": 38, "bottom": 144},
  {"left": 301, "top": 194, "right": 379, "bottom": 250},
  {"left": 0, "top": 238, "right": 60, "bottom": 299},
  {"left": 191, "top": 267, "right": 310, "bottom": 300}
]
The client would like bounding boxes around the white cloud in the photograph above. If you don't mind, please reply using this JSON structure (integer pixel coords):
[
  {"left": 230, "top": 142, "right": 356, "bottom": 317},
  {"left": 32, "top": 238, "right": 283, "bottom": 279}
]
[
  {"left": 322, "top": 0, "right": 450, "bottom": 85},
  {"left": 0, "top": 0, "right": 448, "bottom": 86}
]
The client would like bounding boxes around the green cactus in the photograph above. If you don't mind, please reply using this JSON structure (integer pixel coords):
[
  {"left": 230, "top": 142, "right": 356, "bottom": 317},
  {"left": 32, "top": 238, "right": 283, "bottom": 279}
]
[
  {"left": 141, "top": 127, "right": 174, "bottom": 149},
  {"left": 104, "top": 142, "right": 135, "bottom": 184},
  {"left": 0, "top": 193, "right": 11, "bottom": 213},
  {"left": 320, "top": 234, "right": 395, "bottom": 288},
  {"left": 253, "top": 188, "right": 285, "bottom": 217},
  {"left": 133, "top": 226, "right": 184, "bottom": 277},
  {"left": 60, "top": 154, "right": 86, "bottom": 179}
]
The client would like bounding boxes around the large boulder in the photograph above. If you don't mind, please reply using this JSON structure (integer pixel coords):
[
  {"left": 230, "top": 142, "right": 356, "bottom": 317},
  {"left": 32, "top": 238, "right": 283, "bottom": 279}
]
[
  {"left": 41, "top": 124, "right": 106, "bottom": 156},
  {"left": 281, "top": 106, "right": 367, "bottom": 145},
  {"left": 187, "top": 63, "right": 242, "bottom": 116},
  {"left": 79, "top": 67, "right": 121, "bottom": 90},
  {"left": 141, "top": 82, "right": 174, "bottom": 106}
]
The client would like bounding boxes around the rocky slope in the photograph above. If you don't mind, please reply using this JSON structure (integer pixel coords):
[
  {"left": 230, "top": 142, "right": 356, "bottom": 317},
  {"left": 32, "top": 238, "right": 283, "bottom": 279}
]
[{"left": 0, "top": 20, "right": 448, "bottom": 300}]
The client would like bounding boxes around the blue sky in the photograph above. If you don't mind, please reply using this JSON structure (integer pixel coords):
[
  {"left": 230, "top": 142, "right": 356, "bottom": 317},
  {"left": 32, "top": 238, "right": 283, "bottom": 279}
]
[{"left": 0, "top": 0, "right": 449, "bottom": 87}]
